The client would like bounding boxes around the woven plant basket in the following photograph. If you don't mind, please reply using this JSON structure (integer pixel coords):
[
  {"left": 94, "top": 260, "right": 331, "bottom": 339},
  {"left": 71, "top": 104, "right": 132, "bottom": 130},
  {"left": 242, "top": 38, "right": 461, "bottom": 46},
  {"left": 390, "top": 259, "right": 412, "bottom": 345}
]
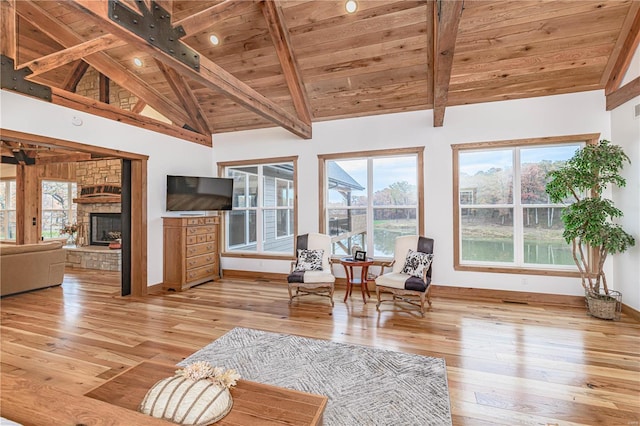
[{"left": 586, "top": 290, "right": 621, "bottom": 320}]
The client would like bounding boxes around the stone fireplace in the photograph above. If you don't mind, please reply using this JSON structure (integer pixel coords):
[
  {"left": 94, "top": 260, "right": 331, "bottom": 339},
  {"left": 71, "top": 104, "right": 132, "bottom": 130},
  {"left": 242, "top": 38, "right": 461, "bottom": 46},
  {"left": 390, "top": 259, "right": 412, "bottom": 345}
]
[
  {"left": 65, "top": 159, "right": 123, "bottom": 271},
  {"left": 89, "top": 213, "right": 122, "bottom": 246}
]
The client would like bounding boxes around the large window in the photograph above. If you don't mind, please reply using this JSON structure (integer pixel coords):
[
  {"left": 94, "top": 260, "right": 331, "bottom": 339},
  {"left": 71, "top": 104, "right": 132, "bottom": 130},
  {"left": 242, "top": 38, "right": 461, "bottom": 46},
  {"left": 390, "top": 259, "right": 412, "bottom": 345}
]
[
  {"left": 221, "top": 158, "right": 297, "bottom": 255},
  {"left": 42, "top": 180, "right": 77, "bottom": 239},
  {"left": 453, "top": 135, "right": 595, "bottom": 274},
  {"left": 320, "top": 148, "right": 423, "bottom": 258},
  {"left": 0, "top": 179, "right": 17, "bottom": 240}
]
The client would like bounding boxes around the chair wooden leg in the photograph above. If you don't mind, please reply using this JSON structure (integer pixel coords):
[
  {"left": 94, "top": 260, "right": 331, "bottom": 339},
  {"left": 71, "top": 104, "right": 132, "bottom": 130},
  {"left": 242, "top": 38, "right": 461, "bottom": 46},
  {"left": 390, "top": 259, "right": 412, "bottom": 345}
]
[
  {"left": 376, "top": 287, "right": 382, "bottom": 311},
  {"left": 329, "top": 285, "right": 335, "bottom": 307},
  {"left": 419, "top": 293, "right": 425, "bottom": 317},
  {"left": 426, "top": 287, "right": 432, "bottom": 307},
  {"left": 288, "top": 284, "right": 294, "bottom": 304}
]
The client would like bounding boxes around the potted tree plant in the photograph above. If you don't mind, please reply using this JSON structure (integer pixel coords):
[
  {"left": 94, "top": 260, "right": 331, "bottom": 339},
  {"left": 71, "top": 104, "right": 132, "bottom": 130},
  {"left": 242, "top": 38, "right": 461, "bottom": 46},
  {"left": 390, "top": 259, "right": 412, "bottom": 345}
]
[{"left": 545, "top": 139, "right": 635, "bottom": 320}]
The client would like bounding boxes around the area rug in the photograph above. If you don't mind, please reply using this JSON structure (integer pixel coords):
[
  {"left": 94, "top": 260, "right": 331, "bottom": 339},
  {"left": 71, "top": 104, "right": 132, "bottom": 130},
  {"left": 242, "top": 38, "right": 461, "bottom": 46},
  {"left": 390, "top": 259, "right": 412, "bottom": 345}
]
[{"left": 179, "top": 327, "right": 452, "bottom": 425}]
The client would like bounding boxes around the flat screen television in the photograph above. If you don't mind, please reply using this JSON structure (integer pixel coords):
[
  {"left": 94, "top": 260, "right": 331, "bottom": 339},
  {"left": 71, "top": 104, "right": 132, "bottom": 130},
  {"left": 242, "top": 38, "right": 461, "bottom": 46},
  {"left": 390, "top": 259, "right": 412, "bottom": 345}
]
[{"left": 166, "top": 175, "right": 233, "bottom": 211}]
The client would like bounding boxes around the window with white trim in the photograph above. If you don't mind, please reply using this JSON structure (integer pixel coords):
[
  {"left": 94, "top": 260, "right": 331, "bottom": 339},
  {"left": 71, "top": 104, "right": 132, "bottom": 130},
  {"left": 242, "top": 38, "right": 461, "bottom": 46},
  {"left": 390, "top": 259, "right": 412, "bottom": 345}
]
[
  {"left": 454, "top": 137, "right": 588, "bottom": 272},
  {"left": 320, "top": 148, "right": 423, "bottom": 258},
  {"left": 42, "top": 180, "right": 77, "bottom": 239},
  {"left": 222, "top": 159, "right": 296, "bottom": 254},
  {"left": 0, "top": 179, "right": 17, "bottom": 240}
]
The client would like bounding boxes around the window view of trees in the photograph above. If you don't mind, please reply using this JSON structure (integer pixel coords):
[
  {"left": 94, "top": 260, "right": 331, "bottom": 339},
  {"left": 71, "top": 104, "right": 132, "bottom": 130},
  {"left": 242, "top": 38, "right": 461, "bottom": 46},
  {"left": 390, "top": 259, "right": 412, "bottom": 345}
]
[
  {"left": 0, "top": 180, "right": 17, "bottom": 240},
  {"left": 458, "top": 143, "right": 581, "bottom": 267},
  {"left": 326, "top": 154, "right": 420, "bottom": 258},
  {"left": 41, "top": 180, "right": 77, "bottom": 239}
]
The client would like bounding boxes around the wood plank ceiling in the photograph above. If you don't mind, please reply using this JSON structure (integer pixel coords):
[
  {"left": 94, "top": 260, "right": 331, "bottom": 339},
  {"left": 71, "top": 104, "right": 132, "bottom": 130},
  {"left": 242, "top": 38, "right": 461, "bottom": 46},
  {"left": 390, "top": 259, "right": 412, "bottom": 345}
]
[{"left": 1, "top": 0, "right": 639, "bottom": 146}]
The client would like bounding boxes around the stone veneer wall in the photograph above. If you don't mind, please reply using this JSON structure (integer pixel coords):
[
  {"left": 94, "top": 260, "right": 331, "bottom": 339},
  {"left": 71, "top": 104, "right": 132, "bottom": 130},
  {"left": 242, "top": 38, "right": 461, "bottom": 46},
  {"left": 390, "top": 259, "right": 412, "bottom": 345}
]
[
  {"left": 65, "top": 246, "right": 122, "bottom": 271},
  {"left": 75, "top": 159, "right": 121, "bottom": 248},
  {"left": 75, "top": 68, "right": 138, "bottom": 111}
]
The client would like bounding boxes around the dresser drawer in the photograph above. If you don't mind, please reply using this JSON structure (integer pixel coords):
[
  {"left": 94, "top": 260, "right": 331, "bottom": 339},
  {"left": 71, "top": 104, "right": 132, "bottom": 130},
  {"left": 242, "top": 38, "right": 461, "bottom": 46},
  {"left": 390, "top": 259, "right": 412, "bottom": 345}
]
[
  {"left": 186, "top": 242, "right": 216, "bottom": 257},
  {"left": 185, "top": 265, "right": 216, "bottom": 283},
  {"left": 186, "top": 226, "right": 216, "bottom": 236},
  {"left": 187, "top": 218, "right": 205, "bottom": 226},
  {"left": 188, "top": 233, "right": 215, "bottom": 244},
  {"left": 186, "top": 253, "right": 216, "bottom": 269}
]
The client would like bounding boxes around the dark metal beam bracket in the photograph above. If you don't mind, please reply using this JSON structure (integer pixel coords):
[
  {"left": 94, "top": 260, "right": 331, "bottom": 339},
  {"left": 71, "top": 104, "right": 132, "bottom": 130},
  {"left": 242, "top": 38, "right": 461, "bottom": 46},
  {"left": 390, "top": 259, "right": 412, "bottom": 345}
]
[
  {"left": 108, "top": 0, "right": 200, "bottom": 71},
  {"left": 0, "top": 55, "right": 52, "bottom": 102}
]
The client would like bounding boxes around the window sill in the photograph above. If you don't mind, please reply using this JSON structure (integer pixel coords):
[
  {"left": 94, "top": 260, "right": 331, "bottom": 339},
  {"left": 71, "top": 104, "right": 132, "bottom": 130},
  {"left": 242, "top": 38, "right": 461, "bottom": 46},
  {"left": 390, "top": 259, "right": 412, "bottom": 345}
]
[{"left": 454, "top": 263, "right": 581, "bottom": 278}]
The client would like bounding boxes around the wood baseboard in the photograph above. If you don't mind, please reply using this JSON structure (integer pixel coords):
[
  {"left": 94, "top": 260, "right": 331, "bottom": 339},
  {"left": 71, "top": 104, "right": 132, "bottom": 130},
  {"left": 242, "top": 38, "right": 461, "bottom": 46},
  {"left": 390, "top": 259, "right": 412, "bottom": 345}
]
[
  {"left": 145, "top": 282, "right": 164, "bottom": 295},
  {"left": 222, "top": 269, "right": 289, "bottom": 282},
  {"left": 222, "top": 269, "right": 353, "bottom": 286},
  {"left": 622, "top": 303, "right": 640, "bottom": 322},
  {"left": 430, "top": 285, "right": 585, "bottom": 308},
  {"left": 221, "top": 269, "right": 587, "bottom": 307}
]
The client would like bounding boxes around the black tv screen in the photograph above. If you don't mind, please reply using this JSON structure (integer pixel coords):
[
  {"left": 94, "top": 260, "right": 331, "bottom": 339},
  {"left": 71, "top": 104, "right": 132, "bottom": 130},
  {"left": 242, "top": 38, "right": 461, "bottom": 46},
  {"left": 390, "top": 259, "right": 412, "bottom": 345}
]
[{"left": 166, "top": 175, "right": 233, "bottom": 211}]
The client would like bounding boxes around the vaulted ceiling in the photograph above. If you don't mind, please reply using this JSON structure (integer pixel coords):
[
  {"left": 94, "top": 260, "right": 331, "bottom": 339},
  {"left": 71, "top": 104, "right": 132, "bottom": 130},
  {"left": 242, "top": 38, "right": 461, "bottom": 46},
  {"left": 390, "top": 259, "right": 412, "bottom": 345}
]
[{"left": 1, "top": 0, "right": 639, "bottom": 147}]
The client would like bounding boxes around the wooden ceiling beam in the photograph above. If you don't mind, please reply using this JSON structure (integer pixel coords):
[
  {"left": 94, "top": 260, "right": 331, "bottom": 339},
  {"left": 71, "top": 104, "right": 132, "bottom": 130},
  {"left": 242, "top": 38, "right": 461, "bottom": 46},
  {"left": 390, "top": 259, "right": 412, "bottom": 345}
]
[
  {"left": 18, "top": 34, "right": 125, "bottom": 78},
  {"left": 35, "top": 152, "right": 93, "bottom": 165},
  {"left": 173, "top": 0, "right": 260, "bottom": 36},
  {"left": 69, "top": 0, "right": 311, "bottom": 139},
  {"left": 433, "top": 0, "right": 463, "bottom": 127},
  {"left": 51, "top": 87, "right": 211, "bottom": 146},
  {"left": 15, "top": 1, "right": 195, "bottom": 130},
  {"left": 426, "top": 0, "right": 435, "bottom": 108},
  {"left": 261, "top": 0, "right": 311, "bottom": 126},
  {"left": 62, "top": 61, "right": 90, "bottom": 92},
  {"left": 0, "top": 0, "right": 16, "bottom": 60},
  {"left": 155, "top": 59, "right": 212, "bottom": 134},
  {"left": 606, "top": 76, "right": 640, "bottom": 111},
  {"left": 99, "top": 73, "right": 110, "bottom": 104},
  {"left": 602, "top": 2, "right": 640, "bottom": 94},
  {"left": 132, "top": 99, "right": 147, "bottom": 114}
]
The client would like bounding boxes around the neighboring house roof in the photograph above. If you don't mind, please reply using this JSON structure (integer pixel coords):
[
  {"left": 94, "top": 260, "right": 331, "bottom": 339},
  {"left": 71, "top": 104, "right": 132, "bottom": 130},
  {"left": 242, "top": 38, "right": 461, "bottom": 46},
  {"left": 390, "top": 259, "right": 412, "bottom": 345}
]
[
  {"left": 237, "top": 162, "right": 363, "bottom": 191},
  {"left": 327, "top": 162, "right": 364, "bottom": 191}
]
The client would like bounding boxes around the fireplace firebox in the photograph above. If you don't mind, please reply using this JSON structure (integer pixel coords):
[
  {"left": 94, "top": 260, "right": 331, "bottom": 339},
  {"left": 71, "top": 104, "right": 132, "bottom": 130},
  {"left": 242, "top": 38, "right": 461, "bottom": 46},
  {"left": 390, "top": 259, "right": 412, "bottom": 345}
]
[{"left": 90, "top": 213, "right": 122, "bottom": 246}]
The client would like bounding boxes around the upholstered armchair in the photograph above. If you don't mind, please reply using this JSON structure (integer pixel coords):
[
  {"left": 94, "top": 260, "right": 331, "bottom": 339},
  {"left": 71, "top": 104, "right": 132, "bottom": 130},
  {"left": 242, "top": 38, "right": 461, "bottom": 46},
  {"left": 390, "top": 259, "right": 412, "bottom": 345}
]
[
  {"left": 287, "top": 233, "right": 335, "bottom": 306},
  {"left": 374, "top": 235, "right": 434, "bottom": 316}
]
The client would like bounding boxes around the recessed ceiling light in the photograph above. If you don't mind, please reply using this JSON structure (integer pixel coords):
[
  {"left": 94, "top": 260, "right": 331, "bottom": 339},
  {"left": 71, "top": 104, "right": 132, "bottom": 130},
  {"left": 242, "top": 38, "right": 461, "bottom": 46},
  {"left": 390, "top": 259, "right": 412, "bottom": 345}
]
[
  {"left": 345, "top": 0, "right": 357, "bottom": 13},
  {"left": 133, "top": 57, "right": 143, "bottom": 67},
  {"left": 209, "top": 34, "right": 220, "bottom": 46}
]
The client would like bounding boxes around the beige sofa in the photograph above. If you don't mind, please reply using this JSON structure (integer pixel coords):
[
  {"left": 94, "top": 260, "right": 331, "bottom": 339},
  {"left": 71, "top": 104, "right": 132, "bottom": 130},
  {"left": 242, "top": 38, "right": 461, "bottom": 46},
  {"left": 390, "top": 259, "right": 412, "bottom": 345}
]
[{"left": 1, "top": 241, "right": 65, "bottom": 297}]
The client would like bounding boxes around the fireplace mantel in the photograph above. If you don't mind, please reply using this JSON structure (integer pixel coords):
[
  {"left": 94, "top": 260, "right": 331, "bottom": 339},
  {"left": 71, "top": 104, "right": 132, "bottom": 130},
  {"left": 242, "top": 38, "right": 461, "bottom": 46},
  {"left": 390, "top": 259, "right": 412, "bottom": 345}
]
[{"left": 74, "top": 196, "right": 121, "bottom": 204}]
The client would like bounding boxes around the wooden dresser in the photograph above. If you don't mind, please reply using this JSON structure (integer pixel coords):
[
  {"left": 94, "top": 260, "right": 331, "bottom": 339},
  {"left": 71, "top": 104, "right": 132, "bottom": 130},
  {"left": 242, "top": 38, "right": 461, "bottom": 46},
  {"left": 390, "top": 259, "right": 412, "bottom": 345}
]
[{"left": 162, "top": 216, "right": 219, "bottom": 291}]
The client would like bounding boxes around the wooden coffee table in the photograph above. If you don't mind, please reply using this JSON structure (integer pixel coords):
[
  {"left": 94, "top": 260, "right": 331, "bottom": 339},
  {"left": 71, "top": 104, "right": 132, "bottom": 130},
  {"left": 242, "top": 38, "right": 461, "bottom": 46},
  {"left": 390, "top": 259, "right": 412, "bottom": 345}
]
[{"left": 85, "top": 361, "right": 327, "bottom": 425}]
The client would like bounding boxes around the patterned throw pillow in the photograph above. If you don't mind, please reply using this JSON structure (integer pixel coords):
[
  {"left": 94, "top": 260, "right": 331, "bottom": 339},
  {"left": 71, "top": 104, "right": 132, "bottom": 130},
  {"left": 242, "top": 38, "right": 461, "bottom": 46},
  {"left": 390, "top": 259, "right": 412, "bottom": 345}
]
[
  {"left": 294, "top": 249, "right": 324, "bottom": 272},
  {"left": 400, "top": 249, "right": 434, "bottom": 279}
]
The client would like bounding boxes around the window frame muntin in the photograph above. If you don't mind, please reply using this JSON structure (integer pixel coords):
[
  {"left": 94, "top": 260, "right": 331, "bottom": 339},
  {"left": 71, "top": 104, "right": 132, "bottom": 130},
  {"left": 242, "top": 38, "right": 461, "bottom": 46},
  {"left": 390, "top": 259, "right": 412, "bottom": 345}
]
[
  {"left": 452, "top": 133, "right": 600, "bottom": 277},
  {"left": 318, "top": 147, "right": 424, "bottom": 260},
  {"left": 218, "top": 156, "right": 298, "bottom": 259},
  {"left": 41, "top": 179, "right": 78, "bottom": 240}
]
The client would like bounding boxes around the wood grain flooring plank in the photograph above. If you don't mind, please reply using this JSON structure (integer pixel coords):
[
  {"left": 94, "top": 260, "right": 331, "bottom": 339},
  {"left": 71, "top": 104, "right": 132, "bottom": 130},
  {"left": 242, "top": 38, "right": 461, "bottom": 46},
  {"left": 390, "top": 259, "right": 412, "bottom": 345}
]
[{"left": 0, "top": 268, "right": 638, "bottom": 425}]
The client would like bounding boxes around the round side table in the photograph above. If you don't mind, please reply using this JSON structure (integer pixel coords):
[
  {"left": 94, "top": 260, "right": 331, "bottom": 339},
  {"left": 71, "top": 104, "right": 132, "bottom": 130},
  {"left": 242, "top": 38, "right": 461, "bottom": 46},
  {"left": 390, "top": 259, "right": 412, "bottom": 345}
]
[{"left": 340, "top": 257, "right": 374, "bottom": 303}]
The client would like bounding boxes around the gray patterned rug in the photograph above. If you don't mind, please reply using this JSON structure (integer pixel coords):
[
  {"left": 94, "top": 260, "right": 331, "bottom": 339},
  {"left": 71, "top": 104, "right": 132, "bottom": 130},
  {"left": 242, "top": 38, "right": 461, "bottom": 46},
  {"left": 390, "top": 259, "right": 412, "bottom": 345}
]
[{"left": 179, "top": 327, "right": 452, "bottom": 425}]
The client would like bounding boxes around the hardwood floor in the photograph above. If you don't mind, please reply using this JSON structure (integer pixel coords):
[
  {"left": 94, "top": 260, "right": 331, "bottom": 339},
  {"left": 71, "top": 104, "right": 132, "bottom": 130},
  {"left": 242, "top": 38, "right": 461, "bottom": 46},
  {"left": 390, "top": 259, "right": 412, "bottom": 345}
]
[{"left": 1, "top": 268, "right": 639, "bottom": 425}]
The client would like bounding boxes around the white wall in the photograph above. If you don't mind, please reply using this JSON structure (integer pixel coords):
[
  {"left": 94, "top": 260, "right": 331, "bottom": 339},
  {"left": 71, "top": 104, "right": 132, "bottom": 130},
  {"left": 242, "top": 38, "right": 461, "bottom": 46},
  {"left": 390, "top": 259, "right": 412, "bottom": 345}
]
[
  {"left": 0, "top": 90, "right": 214, "bottom": 286},
  {"left": 213, "top": 90, "right": 611, "bottom": 297},
  {"left": 611, "top": 45, "right": 640, "bottom": 311}
]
